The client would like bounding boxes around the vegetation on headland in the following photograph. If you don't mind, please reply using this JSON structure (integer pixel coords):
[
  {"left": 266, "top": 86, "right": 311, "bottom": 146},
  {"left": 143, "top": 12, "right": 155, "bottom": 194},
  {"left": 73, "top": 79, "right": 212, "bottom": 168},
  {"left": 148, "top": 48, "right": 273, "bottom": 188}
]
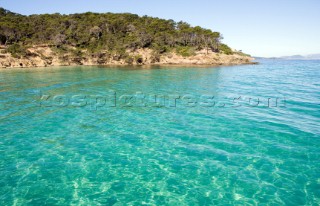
[{"left": 0, "top": 7, "right": 251, "bottom": 66}]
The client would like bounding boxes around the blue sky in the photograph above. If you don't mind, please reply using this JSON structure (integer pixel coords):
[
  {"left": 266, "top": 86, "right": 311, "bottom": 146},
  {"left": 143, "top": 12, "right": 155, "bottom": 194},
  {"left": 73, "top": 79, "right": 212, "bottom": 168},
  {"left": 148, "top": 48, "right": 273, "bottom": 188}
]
[{"left": 1, "top": 0, "right": 319, "bottom": 57}]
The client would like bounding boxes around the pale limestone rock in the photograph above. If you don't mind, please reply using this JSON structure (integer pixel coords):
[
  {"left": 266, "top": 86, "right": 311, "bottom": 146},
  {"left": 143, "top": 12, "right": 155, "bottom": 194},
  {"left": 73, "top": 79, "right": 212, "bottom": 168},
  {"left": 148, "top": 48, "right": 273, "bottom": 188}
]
[{"left": 0, "top": 46, "right": 255, "bottom": 69}]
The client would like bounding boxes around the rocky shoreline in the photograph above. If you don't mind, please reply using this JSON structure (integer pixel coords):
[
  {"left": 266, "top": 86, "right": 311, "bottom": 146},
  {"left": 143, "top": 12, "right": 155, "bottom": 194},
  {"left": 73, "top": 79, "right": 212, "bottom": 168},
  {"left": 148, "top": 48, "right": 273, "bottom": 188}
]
[{"left": 0, "top": 46, "right": 256, "bottom": 69}]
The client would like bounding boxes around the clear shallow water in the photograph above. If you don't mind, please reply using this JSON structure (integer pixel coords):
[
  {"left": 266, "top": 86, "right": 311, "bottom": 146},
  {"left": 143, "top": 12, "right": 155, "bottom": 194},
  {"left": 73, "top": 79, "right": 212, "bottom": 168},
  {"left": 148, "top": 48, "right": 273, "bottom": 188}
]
[{"left": 0, "top": 60, "right": 319, "bottom": 205}]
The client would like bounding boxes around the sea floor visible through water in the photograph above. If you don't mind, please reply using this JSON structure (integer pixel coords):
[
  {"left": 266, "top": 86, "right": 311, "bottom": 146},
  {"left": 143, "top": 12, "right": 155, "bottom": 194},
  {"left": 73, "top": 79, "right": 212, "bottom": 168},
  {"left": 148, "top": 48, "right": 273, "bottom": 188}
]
[{"left": 0, "top": 59, "right": 319, "bottom": 205}]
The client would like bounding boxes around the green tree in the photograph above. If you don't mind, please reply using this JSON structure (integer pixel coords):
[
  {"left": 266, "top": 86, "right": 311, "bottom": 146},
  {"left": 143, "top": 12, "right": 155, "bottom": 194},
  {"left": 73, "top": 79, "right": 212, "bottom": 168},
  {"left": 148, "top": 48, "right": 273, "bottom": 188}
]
[{"left": 0, "top": 7, "right": 234, "bottom": 58}]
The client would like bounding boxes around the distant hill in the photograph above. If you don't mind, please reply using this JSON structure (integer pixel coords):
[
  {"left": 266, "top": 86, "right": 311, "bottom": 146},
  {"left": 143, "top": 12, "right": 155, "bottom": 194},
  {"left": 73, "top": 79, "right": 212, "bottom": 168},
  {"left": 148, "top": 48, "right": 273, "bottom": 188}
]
[
  {"left": 279, "top": 54, "right": 320, "bottom": 60},
  {"left": 254, "top": 54, "right": 320, "bottom": 60},
  {"left": 305, "top": 54, "right": 320, "bottom": 59}
]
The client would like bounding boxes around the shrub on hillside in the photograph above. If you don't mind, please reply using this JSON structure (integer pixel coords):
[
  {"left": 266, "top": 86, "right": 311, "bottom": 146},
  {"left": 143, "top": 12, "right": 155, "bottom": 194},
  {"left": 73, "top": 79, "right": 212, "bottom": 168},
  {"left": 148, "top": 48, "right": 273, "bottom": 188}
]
[{"left": 219, "top": 44, "right": 233, "bottom": 55}]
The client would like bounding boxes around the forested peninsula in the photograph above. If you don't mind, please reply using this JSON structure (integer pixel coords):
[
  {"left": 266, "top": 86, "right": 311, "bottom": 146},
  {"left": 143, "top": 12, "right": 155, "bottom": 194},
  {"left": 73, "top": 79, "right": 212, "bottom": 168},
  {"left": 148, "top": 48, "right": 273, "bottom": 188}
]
[{"left": 0, "top": 8, "right": 254, "bottom": 68}]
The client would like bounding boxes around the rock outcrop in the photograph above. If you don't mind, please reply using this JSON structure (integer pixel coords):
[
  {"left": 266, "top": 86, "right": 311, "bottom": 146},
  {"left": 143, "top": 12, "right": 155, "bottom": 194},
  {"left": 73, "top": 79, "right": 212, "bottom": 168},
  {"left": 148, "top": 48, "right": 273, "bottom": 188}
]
[{"left": 0, "top": 46, "right": 255, "bottom": 68}]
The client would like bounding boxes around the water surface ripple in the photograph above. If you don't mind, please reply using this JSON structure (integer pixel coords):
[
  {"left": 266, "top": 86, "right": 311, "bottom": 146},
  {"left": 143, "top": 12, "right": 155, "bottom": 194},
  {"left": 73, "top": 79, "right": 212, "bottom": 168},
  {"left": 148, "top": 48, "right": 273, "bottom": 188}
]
[{"left": 0, "top": 60, "right": 319, "bottom": 205}]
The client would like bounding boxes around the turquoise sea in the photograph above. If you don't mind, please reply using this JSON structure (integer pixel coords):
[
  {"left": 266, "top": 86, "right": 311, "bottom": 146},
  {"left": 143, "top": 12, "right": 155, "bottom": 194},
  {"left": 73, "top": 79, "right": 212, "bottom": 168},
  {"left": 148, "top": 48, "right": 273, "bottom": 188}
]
[{"left": 0, "top": 59, "right": 319, "bottom": 205}]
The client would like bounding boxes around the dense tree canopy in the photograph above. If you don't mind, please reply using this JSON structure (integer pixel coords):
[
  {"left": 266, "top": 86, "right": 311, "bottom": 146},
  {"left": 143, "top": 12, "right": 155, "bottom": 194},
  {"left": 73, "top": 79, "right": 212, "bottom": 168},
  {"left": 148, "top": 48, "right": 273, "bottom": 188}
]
[{"left": 0, "top": 7, "right": 235, "bottom": 56}]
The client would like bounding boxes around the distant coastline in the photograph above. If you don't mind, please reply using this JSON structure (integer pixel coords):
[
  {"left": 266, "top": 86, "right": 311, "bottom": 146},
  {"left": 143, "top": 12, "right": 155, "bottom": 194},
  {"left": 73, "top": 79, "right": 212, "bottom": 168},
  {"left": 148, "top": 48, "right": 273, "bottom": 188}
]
[{"left": 255, "top": 54, "right": 320, "bottom": 60}]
